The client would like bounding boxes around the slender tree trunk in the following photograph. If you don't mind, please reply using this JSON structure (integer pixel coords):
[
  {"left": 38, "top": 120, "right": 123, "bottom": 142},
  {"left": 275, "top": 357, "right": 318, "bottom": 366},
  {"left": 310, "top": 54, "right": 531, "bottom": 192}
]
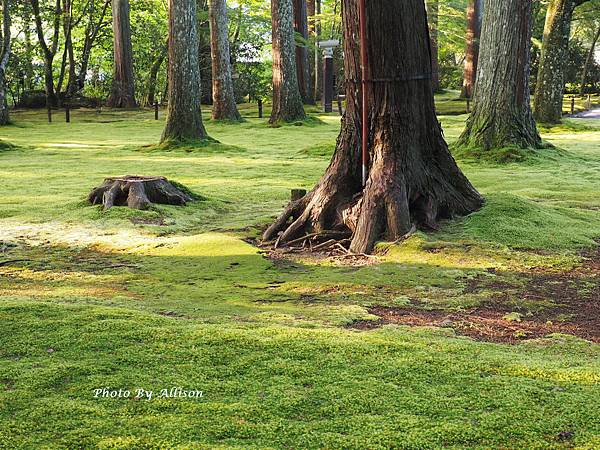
[
  {"left": 107, "top": 0, "right": 137, "bottom": 107},
  {"left": 31, "top": 0, "right": 61, "bottom": 107},
  {"left": 461, "top": 0, "right": 483, "bottom": 99},
  {"left": 426, "top": 0, "right": 440, "bottom": 92},
  {"left": 62, "top": 0, "right": 77, "bottom": 98},
  {"left": 580, "top": 23, "right": 600, "bottom": 95},
  {"left": 161, "top": 0, "right": 208, "bottom": 143},
  {"left": 208, "top": 0, "right": 241, "bottom": 121},
  {"left": 78, "top": 0, "right": 110, "bottom": 91},
  {"left": 0, "top": 0, "right": 10, "bottom": 125},
  {"left": 533, "top": 0, "right": 576, "bottom": 123},
  {"left": 264, "top": 0, "right": 482, "bottom": 254},
  {"left": 270, "top": 0, "right": 306, "bottom": 123},
  {"left": 23, "top": 8, "right": 35, "bottom": 90},
  {"left": 294, "top": 0, "right": 314, "bottom": 104},
  {"left": 145, "top": 46, "right": 166, "bottom": 106},
  {"left": 456, "top": 0, "right": 541, "bottom": 151}
]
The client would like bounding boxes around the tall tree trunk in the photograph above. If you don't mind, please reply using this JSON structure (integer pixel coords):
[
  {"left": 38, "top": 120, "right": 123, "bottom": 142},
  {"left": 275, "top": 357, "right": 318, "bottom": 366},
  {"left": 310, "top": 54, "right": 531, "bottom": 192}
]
[
  {"left": 107, "top": 0, "right": 137, "bottom": 107},
  {"left": 456, "top": 0, "right": 541, "bottom": 151},
  {"left": 264, "top": 0, "right": 482, "bottom": 254},
  {"left": 144, "top": 46, "right": 166, "bottom": 106},
  {"left": 461, "top": 0, "right": 483, "bottom": 99},
  {"left": 161, "top": 0, "right": 208, "bottom": 143},
  {"left": 580, "top": 23, "right": 600, "bottom": 95},
  {"left": 294, "top": 0, "right": 314, "bottom": 104},
  {"left": 534, "top": 0, "right": 575, "bottom": 123},
  {"left": 426, "top": 0, "right": 440, "bottom": 92},
  {"left": 307, "top": 0, "right": 316, "bottom": 100},
  {"left": 208, "top": 0, "right": 241, "bottom": 121},
  {"left": 31, "top": 0, "right": 61, "bottom": 107},
  {"left": 62, "top": 0, "right": 77, "bottom": 98},
  {"left": 270, "top": 0, "right": 306, "bottom": 123},
  {"left": 78, "top": 0, "right": 111, "bottom": 91},
  {"left": 0, "top": 0, "right": 10, "bottom": 125}
]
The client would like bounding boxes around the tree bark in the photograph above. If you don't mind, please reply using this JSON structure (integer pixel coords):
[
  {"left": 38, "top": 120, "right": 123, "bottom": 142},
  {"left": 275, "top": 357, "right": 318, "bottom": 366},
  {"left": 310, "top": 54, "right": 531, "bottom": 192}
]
[
  {"left": 0, "top": 0, "right": 10, "bottom": 125},
  {"left": 456, "top": 0, "right": 541, "bottom": 151},
  {"left": 425, "top": 0, "right": 440, "bottom": 92},
  {"left": 264, "top": 0, "right": 483, "bottom": 254},
  {"left": 270, "top": 0, "right": 306, "bottom": 124},
  {"left": 580, "top": 23, "right": 600, "bottom": 95},
  {"left": 78, "top": 0, "right": 111, "bottom": 91},
  {"left": 107, "top": 0, "right": 137, "bottom": 107},
  {"left": 31, "top": 0, "right": 61, "bottom": 107},
  {"left": 161, "top": 0, "right": 208, "bottom": 143},
  {"left": 208, "top": 0, "right": 242, "bottom": 121},
  {"left": 294, "top": 0, "right": 314, "bottom": 104},
  {"left": 461, "top": 0, "right": 483, "bottom": 99}
]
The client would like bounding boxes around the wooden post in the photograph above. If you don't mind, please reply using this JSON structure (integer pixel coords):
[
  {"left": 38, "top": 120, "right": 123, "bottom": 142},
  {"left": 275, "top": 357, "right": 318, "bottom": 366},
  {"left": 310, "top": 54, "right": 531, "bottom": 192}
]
[
  {"left": 154, "top": 102, "right": 159, "bottom": 120},
  {"left": 258, "top": 98, "right": 263, "bottom": 118},
  {"left": 47, "top": 104, "right": 52, "bottom": 123},
  {"left": 337, "top": 95, "right": 344, "bottom": 116},
  {"left": 291, "top": 189, "right": 307, "bottom": 201},
  {"left": 65, "top": 104, "right": 70, "bottom": 123},
  {"left": 571, "top": 96, "right": 575, "bottom": 115},
  {"left": 587, "top": 94, "right": 592, "bottom": 110},
  {"left": 466, "top": 96, "right": 471, "bottom": 113}
]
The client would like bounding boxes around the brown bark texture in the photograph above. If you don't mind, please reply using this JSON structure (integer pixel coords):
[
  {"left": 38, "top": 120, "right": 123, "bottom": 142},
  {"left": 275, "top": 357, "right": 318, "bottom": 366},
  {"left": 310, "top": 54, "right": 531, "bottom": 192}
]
[
  {"left": 461, "top": 0, "right": 483, "bottom": 99},
  {"left": 294, "top": 0, "right": 314, "bottom": 104},
  {"left": 88, "top": 176, "right": 194, "bottom": 210},
  {"left": 533, "top": 0, "right": 576, "bottom": 124},
  {"left": 456, "top": 0, "right": 541, "bottom": 151},
  {"left": 263, "top": 0, "right": 483, "bottom": 254},
  {"left": 270, "top": 0, "right": 306, "bottom": 124},
  {"left": 161, "top": 0, "right": 208, "bottom": 143},
  {"left": 107, "top": 0, "right": 137, "bottom": 107},
  {"left": 209, "top": 0, "right": 242, "bottom": 121}
]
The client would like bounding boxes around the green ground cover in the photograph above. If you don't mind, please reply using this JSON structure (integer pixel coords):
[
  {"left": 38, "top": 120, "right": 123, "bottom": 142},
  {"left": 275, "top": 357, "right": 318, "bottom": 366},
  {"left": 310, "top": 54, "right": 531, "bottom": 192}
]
[{"left": 1, "top": 99, "right": 600, "bottom": 448}]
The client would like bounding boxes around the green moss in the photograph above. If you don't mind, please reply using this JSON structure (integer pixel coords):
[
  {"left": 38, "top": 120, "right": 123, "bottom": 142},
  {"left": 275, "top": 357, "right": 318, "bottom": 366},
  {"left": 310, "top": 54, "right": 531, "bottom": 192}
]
[{"left": 0, "top": 103, "right": 600, "bottom": 448}]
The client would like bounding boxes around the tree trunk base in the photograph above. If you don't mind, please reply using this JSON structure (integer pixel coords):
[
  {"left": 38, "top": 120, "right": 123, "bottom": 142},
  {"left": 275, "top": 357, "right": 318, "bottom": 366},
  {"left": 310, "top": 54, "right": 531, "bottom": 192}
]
[{"left": 88, "top": 176, "right": 195, "bottom": 210}]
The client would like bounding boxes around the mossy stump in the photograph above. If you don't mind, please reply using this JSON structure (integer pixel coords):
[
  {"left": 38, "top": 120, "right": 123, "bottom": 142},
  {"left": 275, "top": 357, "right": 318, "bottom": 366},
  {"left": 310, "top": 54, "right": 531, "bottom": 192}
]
[{"left": 88, "top": 176, "right": 194, "bottom": 210}]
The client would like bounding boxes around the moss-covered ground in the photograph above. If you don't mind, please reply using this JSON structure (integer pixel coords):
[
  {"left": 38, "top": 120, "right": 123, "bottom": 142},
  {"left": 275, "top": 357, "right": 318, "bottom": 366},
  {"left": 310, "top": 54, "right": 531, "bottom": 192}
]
[{"left": 1, "top": 98, "right": 600, "bottom": 449}]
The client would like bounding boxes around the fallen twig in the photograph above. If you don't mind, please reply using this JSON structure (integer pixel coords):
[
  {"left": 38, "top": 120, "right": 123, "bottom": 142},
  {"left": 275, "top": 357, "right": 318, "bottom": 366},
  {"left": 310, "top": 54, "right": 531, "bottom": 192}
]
[{"left": 0, "top": 259, "right": 29, "bottom": 267}]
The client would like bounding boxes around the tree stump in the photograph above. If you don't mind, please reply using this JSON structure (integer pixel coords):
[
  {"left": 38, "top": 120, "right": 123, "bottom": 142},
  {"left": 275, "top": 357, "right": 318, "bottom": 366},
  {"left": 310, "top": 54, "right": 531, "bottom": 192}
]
[{"left": 88, "top": 176, "right": 195, "bottom": 210}]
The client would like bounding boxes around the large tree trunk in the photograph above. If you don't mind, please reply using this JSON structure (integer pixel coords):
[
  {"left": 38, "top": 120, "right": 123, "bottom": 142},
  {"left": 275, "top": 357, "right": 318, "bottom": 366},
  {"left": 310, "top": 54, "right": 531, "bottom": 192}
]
[
  {"left": 208, "top": 0, "right": 241, "bottom": 121},
  {"left": 533, "top": 0, "right": 576, "bottom": 124},
  {"left": 264, "top": 0, "right": 483, "bottom": 254},
  {"left": 580, "top": 23, "right": 600, "bottom": 95},
  {"left": 107, "top": 0, "right": 137, "bottom": 108},
  {"left": 0, "top": 0, "right": 10, "bottom": 125},
  {"left": 425, "top": 0, "right": 440, "bottom": 92},
  {"left": 270, "top": 0, "right": 306, "bottom": 124},
  {"left": 161, "top": 0, "right": 208, "bottom": 143},
  {"left": 456, "top": 0, "right": 541, "bottom": 151},
  {"left": 293, "top": 0, "right": 314, "bottom": 104},
  {"left": 461, "top": 0, "right": 483, "bottom": 99}
]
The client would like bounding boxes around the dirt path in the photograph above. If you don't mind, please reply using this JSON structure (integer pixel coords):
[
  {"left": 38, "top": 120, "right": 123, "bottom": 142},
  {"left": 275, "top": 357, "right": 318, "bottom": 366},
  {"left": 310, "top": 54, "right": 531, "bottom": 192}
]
[{"left": 575, "top": 107, "right": 600, "bottom": 119}]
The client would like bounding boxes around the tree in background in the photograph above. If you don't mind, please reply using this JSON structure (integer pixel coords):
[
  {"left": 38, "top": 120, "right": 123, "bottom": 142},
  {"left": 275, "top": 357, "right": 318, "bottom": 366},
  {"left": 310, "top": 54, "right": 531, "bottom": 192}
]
[
  {"left": 264, "top": 0, "right": 482, "bottom": 254},
  {"left": 30, "top": 0, "right": 61, "bottom": 106},
  {"left": 107, "top": 0, "right": 137, "bottom": 107},
  {"left": 534, "top": 0, "right": 590, "bottom": 124},
  {"left": 456, "top": 0, "right": 541, "bottom": 151},
  {"left": 581, "top": 23, "right": 600, "bottom": 94},
  {"left": 461, "top": 0, "right": 483, "bottom": 99},
  {"left": 293, "top": 0, "right": 314, "bottom": 104},
  {"left": 425, "top": 0, "right": 440, "bottom": 92},
  {"left": 0, "top": 0, "right": 10, "bottom": 125},
  {"left": 209, "top": 0, "right": 242, "bottom": 121},
  {"left": 161, "top": 0, "right": 208, "bottom": 142},
  {"left": 270, "top": 0, "right": 306, "bottom": 124}
]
